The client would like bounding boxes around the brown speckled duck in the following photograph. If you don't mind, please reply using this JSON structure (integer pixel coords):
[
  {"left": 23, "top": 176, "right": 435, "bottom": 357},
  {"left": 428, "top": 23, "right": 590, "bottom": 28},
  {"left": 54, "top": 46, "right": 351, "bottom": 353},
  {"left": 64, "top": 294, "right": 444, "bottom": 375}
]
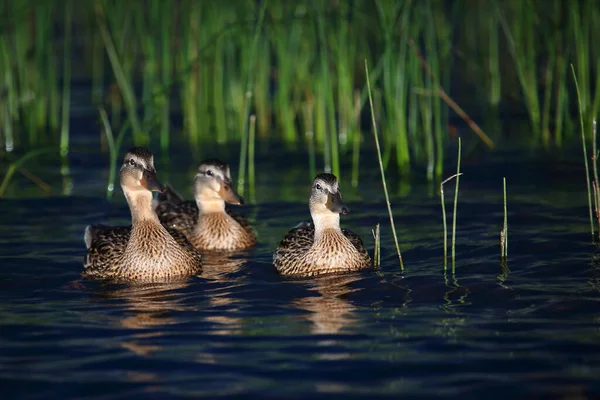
[
  {"left": 83, "top": 147, "right": 202, "bottom": 282},
  {"left": 273, "top": 173, "right": 372, "bottom": 278},
  {"left": 154, "top": 159, "right": 257, "bottom": 251}
]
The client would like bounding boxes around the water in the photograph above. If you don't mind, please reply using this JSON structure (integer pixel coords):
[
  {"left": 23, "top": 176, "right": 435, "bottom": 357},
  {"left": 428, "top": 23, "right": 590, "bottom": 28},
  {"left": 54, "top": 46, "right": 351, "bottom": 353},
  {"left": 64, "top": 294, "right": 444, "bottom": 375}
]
[{"left": 2, "top": 144, "right": 600, "bottom": 399}]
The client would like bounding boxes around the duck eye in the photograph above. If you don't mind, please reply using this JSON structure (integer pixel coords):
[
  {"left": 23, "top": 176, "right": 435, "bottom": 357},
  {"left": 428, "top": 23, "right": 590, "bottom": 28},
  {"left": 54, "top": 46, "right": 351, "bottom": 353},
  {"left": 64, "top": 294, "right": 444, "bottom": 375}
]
[
  {"left": 129, "top": 159, "right": 136, "bottom": 166},
  {"left": 206, "top": 169, "right": 213, "bottom": 177},
  {"left": 315, "top": 183, "right": 322, "bottom": 190}
]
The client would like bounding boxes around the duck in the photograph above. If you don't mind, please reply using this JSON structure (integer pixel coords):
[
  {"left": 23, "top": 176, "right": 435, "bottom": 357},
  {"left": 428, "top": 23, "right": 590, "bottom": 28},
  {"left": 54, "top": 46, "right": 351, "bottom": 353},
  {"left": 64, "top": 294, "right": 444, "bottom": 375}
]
[
  {"left": 273, "top": 173, "right": 372, "bottom": 277},
  {"left": 154, "top": 159, "right": 257, "bottom": 251},
  {"left": 83, "top": 147, "right": 203, "bottom": 282}
]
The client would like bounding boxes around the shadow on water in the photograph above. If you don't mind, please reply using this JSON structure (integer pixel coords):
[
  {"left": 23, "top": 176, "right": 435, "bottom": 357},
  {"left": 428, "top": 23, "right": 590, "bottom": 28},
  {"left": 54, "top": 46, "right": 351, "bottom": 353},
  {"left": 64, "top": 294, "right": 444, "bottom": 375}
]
[{"left": 2, "top": 145, "right": 600, "bottom": 399}]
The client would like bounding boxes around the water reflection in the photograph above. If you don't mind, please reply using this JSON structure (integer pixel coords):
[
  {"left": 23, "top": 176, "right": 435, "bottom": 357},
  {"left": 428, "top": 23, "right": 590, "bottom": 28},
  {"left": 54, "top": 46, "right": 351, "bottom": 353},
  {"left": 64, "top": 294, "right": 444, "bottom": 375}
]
[
  {"left": 201, "top": 251, "right": 249, "bottom": 336},
  {"left": 89, "top": 280, "right": 192, "bottom": 357},
  {"left": 293, "top": 274, "right": 363, "bottom": 336},
  {"left": 200, "top": 251, "right": 249, "bottom": 281}
]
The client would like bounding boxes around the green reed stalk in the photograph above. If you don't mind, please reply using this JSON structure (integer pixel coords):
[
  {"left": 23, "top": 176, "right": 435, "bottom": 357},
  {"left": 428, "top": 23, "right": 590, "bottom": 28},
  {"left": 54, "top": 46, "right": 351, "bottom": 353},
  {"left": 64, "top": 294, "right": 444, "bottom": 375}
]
[
  {"left": 60, "top": 0, "right": 72, "bottom": 158},
  {"left": 498, "top": 1, "right": 540, "bottom": 141},
  {"left": 593, "top": 118, "right": 600, "bottom": 238},
  {"left": 365, "top": 59, "right": 404, "bottom": 271},
  {"left": 238, "top": 1, "right": 266, "bottom": 195},
  {"left": 0, "top": 147, "right": 56, "bottom": 197},
  {"left": 271, "top": 5, "right": 301, "bottom": 147},
  {"left": 554, "top": 54, "right": 568, "bottom": 147},
  {"left": 351, "top": 91, "right": 361, "bottom": 187},
  {"left": 440, "top": 169, "right": 463, "bottom": 271},
  {"left": 96, "top": 3, "right": 145, "bottom": 146},
  {"left": 253, "top": 40, "right": 271, "bottom": 138},
  {"left": 572, "top": 64, "right": 595, "bottom": 242},
  {"left": 0, "top": 37, "right": 15, "bottom": 151},
  {"left": 159, "top": 0, "right": 172, "bottom": 153},
  {"left": 487, "top": 9, "right": 501, "bottom": 110},
  {"left": 248, "top": 114, "right": 257, "bottom": 204},
  {"left": 99, "top": 107, "right": 130, "bottom": 200},
  {"left": 91, "top": 29, "right": 104, "bottom": 106},
  {"left": 373, "top": 223, "right": 381, "bottom": 268},
  {"left": 214, "top": 35, "right": 227, "bottom": 145},
  {"left": 451, "top": 137, "right": 462, "bottom": 273},
  {"left": 237, "top": 92, "right": 251, "bottom": 197},
  {"left": 430, "top": 4, "right": 451, "bottom": 180},
  {"left": 315, "top": 1, "right": 338, "bottom": 176},
  {"left": 377, "top": 0, "right": 412, "bottom": 176},
  {"left": 304, "top": 99, "right": 317, "bottom": 180},
  {"left": 333, "top": 1, "right": 358, "bottom": 155},
  {"left": 502, "top": 177, "right": 508, "bottom": 260}
]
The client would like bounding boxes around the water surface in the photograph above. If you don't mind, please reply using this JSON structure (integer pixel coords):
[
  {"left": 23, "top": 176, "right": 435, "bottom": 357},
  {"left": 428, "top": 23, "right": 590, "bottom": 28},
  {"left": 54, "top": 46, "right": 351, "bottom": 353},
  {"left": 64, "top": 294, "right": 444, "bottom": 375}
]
[{"left": 1, "top": 145, "right": 600, "bottom": 399}]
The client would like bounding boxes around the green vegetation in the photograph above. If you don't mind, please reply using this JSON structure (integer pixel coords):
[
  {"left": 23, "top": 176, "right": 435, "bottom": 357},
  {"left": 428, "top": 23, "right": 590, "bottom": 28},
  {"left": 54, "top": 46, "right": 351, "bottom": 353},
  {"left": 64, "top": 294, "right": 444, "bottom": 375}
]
[
  {"left": 440, "top": 140, "right": 462, "bottom": 273},
  {"left": 366, "top": 59, "right": 404, "bottom": 271},
  {"left": 1, "top": 0, "right": 599, "bottom": 190},
  {"left": 501, "top": 177, "right": 508, "bottom": 262}
]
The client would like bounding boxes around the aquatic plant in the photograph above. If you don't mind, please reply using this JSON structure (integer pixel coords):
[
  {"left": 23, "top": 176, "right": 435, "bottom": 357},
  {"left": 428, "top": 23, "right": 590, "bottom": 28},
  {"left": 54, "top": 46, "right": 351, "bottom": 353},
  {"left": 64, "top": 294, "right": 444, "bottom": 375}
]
[
  {"left": 501, "top": 177, "right": 508, "bottom": 262},
  {"left": 372, "top": 223, "right": 381, "bottom": 269},
  {"left": 572, "top": 65, "right": 596, "bottom": 242},
  {"left": 451, "top": 138, "right": 462, "bottom": 272},
  {"left": 365, "top": 59, "right": 404, "bottom": 271},
  {"left": 1, "top": 0, "right": 600, "bottom": 192}
]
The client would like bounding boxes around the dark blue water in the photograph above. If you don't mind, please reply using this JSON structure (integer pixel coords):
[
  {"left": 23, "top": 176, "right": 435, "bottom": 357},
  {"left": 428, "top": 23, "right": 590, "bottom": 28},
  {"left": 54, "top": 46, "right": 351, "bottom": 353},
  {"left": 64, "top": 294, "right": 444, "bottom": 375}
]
[{"left": 2, "top": 143, "right": 600, "bottom": 399}]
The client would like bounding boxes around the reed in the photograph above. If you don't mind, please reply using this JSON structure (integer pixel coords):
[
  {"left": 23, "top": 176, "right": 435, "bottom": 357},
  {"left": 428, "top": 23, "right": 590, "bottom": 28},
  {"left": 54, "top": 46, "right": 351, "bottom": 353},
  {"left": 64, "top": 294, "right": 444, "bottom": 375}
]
[
  {"left": 96, "top": 2, "right": 145, "bottom": 146},
  {"left": 501, "top": 177, "right": 508, "bottom": 261},
  {"left": 498, "top": 1, "right": 541, "bottom": 142},
  {"left": 365, "top": 59, "right": 404, "bottom": 271},
  {"left": 99, "top": 107, "right": 130, "bottom": 200},
  {"left": 0, "top": 147, "right": 57, "bottom": 197},
  {"left": 451, "top": 138, "right": 462, "bottom": 272},
  {"left": 593, "top": 118, "right": 600, "bottom": 239},
  {"left": 440, "top": 169, "right": 463, "bottom": 272},
  {"left": 248, "top": 114, "right": 257, "bottom": 204},
  {"left": 572, "top": 65, "right": 595, "bottom": 242},
  {"left": 237, "top": 1, "right": 266, "bottom": 196},
  {"left": 372, "top": 223, "right": 381, "bottom": 269},
  {"left": 4, "top": 1, "right": 600, "bottom": 186},
  {"left": 237, "top": 91, "right": 251, "bottom": 197},
  {"left": 59, "top": 0, "right": 72, "bottom": 159}
]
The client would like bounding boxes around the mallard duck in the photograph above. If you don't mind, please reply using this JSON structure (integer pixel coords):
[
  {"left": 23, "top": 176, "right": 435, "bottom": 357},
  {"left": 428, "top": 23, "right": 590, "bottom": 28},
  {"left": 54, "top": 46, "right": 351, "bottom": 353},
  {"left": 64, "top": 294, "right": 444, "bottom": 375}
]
[
  {"left": 154, "top": 159, "right": 257, "bottom": 251},
  {"left": 273, "top": 173, "right": 372, "bottom": 277},
  {"left": 83, "top": 147, "right": 202, "bottom": 281}
]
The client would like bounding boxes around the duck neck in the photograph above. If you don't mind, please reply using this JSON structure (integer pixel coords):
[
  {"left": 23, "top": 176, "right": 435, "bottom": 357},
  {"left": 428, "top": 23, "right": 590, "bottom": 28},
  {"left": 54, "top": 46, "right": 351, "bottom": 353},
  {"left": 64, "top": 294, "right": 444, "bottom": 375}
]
[
  {"left": 311, "top": 212, "right": 341, "bottom": 242},
  {"left": 197, "top": 198, "right": 226, "bottom": 215},
  {"left": 125, "top": 189, "right": 160, "bottom": 226}
]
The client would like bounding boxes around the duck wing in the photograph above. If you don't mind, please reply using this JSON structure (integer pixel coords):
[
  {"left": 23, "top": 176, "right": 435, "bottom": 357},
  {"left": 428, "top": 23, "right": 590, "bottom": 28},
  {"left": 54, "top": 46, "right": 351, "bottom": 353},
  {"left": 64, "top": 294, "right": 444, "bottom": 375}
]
[
  {"left": 83, "top": 224, "right": 202, "bottom": 276},
  {"left": 83, "top": 225, "right": 130, "bottom": 276},
  {"left": 273, "top": 222, "right": 314, "bottom": 267},
  {"left": 225, "top": 205, "right": 257, "bottom": 239},
  {"left": 155, "top": 198, "right": 198, "bottom": 238},
  {"left": 342, "top": 228, "right": 372, "bottom": 264}
]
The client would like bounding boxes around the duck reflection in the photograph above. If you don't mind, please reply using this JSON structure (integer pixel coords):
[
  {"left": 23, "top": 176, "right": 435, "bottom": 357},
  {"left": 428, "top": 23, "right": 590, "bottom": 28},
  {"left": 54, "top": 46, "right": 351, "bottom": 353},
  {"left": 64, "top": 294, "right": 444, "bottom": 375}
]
[
  {"left": 90, "top": 279, "right": 193, "bottom": 358},
  {"left": 200, "top": 251, "right": 249, "bottom": 336},
  {"left": 293, "top": 273, "right": 363, "bottom": 335}
]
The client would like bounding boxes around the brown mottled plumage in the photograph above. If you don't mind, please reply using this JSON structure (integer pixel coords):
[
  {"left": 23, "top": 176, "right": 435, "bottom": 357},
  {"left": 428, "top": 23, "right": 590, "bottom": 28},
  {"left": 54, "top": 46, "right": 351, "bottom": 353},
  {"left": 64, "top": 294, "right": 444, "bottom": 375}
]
[
  {"left": 154, "top": 159, "right": 257, "bottom": 251},
  {"left": 83, "top": 147, "right": 202, "bottom": 282},
  {"left": 273, "top": 173, "right": 372, "bottom": 278}
]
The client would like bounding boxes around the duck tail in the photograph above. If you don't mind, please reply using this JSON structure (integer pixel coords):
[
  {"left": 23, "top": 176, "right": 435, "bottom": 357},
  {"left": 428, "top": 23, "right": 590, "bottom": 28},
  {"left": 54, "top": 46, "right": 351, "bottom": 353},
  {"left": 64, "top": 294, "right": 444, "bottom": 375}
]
[
  {"left": 155, "top": 184, "right": 184, "bottom": 206},
  {"left": 84, "top": 225, "right": 100, "bottom": 249}
]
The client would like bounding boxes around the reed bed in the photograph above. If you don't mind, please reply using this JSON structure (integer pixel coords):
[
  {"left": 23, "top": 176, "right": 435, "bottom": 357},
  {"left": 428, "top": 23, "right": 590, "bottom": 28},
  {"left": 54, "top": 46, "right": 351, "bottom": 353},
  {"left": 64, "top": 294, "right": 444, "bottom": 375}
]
[{"left": 1, "top": 1, "right": 599, "bottom": 183}]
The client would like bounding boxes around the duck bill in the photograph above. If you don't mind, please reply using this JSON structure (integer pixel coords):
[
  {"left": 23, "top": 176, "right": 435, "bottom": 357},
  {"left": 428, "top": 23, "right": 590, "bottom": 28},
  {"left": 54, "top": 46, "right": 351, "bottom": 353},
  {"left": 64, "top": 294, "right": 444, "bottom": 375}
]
[
  {"left": 326, "top": 191, "right": 349, "bottom": 214},
  {"left": 141, "top": 169, "right": 165, "bottom": 192},
  {"left": 218, "top": 180, "right": 245, "bottom": 205}
]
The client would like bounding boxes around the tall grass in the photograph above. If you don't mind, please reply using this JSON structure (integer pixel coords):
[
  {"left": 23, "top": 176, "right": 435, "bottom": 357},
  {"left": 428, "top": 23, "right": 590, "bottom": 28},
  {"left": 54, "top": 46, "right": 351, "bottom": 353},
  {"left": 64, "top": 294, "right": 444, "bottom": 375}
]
[
  {"left": 366, "top": 59, "right": 404, "bottom": 271},
  {"left": 572, "top": 65, "right": 595, "bottom": 242},
  {"left": 501, "top": 177, "right": 508, "bottom": 262},
  {"left": 1, "top": 1, "right": 599, "bottom": 187}
]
